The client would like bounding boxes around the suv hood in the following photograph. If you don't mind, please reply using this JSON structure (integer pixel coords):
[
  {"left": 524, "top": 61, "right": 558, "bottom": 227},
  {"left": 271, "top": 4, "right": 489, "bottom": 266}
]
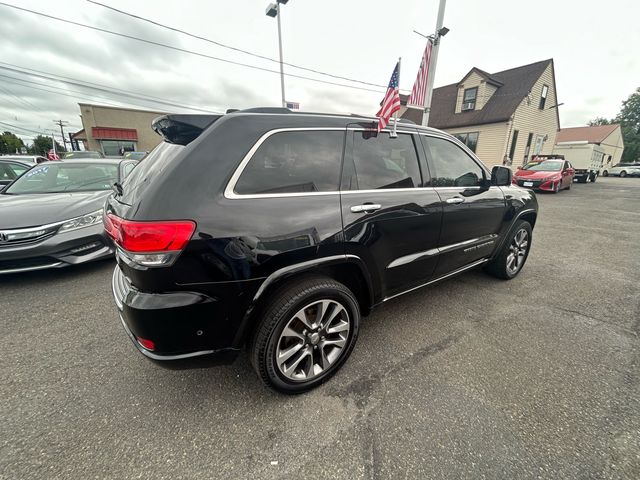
[{"left": 0, "top": 191, "right": 109, "bottom": 229}]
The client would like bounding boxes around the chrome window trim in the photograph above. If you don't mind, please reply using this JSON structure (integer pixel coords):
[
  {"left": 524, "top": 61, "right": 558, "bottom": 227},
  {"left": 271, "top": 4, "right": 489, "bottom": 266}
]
[
  {"left": 224, "top": 127, "right": 346, "bottom": 200},
  {"left": 224, "top": 127, "right": 436, "bottom": 200}
]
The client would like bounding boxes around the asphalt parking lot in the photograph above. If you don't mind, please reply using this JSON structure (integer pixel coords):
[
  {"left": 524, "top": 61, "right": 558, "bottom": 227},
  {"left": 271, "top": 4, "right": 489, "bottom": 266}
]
[{"left": 1, "top": 177, "right": 639, "bottom": 480}]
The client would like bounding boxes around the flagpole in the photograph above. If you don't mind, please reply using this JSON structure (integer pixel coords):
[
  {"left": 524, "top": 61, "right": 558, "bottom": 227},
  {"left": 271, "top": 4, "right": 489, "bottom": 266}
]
[
  {"left": 422, "top": 0, "right": 447, "bottom": 126},
  {"left": 392, "top": 57, "right": 401, "bottom": 138}
]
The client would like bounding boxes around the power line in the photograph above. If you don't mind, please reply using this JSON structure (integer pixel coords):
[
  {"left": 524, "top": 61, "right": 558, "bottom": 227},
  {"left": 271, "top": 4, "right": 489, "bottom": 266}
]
[
  {"left": 0, "top": 120, "right": 51, "bottom": 136},
  {"left": 0, "top": 75, "right": 146, "bottom": 110},
  {"left": 0, "top": 65, "right": 223, "bottom": 114},
  {"left": 87, "top": 0, "right": 390, "bottom": 89},
  {"left": 0, "top": 83, "right": 36, "bottom": 109},
  {"left": 0, "top": 2, "right": 388, "bottom": 94}
]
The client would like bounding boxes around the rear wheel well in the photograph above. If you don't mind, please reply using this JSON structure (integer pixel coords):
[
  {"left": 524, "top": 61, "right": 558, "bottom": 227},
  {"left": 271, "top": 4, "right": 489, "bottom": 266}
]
[
  {"left": 519, "top": 211, "right": 537, "bottom": 229},
  {"left": 243, "top": 262, "right": 372, "bottom": 346}
]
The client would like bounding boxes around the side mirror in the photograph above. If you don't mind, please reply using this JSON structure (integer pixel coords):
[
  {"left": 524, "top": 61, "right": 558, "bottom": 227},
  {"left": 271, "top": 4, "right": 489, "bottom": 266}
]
[{"left": 491, "top": 165, "right": 512, "bottom": 186}]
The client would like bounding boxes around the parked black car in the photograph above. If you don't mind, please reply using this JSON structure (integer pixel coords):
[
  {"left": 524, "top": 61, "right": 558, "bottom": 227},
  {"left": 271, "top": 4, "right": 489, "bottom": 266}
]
[
  {"left": 0, "top": 159, "right": 138, "bottom": 274},
  {"left": 106, "top": 108, "right": 538, "bottom": 393}
]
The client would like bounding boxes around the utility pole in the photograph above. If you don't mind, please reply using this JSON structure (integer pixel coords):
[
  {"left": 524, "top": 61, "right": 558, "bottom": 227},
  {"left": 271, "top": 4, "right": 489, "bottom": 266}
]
[
  {"left": 53, "top": 119, "right": 69, "bottom": 151},
  {"left": 422, "top": 0, "right": 447, "bottom": 126},
  {"left": 266, "top": 0, "right": 289, "bottom": 108}
]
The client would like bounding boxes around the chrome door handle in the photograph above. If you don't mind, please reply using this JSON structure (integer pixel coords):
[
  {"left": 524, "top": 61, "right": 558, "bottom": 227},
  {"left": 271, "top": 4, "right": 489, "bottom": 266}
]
[
  {"left": 351, "top": 204, "right": 382, "bottom": 213},
  {"left": 445, "top": 197, "right": 465, "bottom": 204}
]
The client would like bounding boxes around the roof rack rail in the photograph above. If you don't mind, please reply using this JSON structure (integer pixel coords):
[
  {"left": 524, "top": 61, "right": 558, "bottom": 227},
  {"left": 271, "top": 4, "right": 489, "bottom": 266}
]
[{"left": 234, "top": 107, "right": 292, "bottom": 114}]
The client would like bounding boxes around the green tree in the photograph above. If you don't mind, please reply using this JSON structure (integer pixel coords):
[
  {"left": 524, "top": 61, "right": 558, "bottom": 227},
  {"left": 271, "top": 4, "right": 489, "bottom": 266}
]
[
  {"left": 587, "top": 117, "right": 612, "bottom": 126},
  {"left": 30, "top": 135, "right": 65, "bottom": 156},
  {"left": 0, "top": 131, "right": 26, "bottom": 154},
  {"left": 616, "top": 88, "right": 640, "bottom": 162}
]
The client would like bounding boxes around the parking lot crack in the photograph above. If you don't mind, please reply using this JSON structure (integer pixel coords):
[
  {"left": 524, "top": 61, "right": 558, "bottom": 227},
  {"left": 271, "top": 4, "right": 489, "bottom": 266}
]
[{"left": 553, "top": 305, "right": 639, "bottom": 339}]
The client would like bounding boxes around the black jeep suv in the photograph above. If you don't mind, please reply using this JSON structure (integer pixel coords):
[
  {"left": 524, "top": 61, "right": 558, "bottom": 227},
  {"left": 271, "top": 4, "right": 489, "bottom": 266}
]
[{"left": 106, "top": 108, "right": 538, "bottom": 393}]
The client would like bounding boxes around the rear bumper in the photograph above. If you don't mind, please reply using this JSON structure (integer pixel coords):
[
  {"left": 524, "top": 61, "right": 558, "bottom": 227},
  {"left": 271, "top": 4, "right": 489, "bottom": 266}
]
[
  {"left": 0, "top": 224, "right": 114, "bottom": 274},
  {"left": 112, "top": 265, "right": 251, "bottom": 362}
]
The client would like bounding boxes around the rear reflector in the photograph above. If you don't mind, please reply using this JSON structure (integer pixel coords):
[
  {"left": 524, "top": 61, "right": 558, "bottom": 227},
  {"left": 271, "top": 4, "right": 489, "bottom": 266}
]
[
  {"left": 104, "top": 214, "right": 195, "bottom": 252},
  {"left": 136, "top": 336, "right": 155, "bottom": 351}
]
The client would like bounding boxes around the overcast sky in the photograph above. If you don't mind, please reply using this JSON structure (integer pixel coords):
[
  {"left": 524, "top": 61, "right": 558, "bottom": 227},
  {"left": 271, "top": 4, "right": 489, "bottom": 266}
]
[{"left": 0, "top": 0, "right": 638, "bottom": 146}]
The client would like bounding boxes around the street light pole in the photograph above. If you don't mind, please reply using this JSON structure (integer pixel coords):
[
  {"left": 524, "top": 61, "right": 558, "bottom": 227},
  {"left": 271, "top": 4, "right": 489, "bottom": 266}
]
[
  {"left": 422, "top": 0, "right": 447, "bottom": 126},
  {"left": 276, "top": 3, "right": 286, "bottom": 107},
  {"left": 266, "top": 1, "right": 289, "bottom": 108}
]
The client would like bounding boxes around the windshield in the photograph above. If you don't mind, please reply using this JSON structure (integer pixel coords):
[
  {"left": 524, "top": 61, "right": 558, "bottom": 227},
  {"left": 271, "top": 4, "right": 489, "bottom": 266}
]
[
  {"left": 63, "top": 151, "right": 104, "bottom": 159},
  {"left": 524, "top": 160, "right": 563, "bottom": 172},
  {"left": 5, "top": 163, "right": 119, "bottom": 194}
]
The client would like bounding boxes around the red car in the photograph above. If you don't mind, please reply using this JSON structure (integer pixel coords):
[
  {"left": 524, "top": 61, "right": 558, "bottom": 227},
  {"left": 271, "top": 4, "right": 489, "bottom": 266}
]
[{"left": 513, "top": 159, "right": 575, "bottom": 193}]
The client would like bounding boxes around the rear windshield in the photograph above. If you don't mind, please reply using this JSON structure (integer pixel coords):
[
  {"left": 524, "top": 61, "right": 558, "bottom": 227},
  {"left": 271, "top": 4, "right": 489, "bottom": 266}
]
[
  {"left": 5, "top": 163, "right": 118, "bottom": 193},
  {"left": 117, "top": 142, "right": 184, "bottom": 205}
]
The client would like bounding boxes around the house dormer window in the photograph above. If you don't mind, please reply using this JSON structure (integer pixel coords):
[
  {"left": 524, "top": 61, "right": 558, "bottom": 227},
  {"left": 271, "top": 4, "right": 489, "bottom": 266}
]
[
  {"left": 462, "top": 87, "right": 477, "bottom": 111},
  {"left": 539, "top": 84, "right": 548, "bottom": 109}
]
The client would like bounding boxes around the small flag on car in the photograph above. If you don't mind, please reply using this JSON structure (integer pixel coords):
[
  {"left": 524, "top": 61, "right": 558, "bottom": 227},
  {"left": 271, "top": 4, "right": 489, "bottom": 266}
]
[{"left": 376, "top": 61, "right": 401, "bottom": 132}]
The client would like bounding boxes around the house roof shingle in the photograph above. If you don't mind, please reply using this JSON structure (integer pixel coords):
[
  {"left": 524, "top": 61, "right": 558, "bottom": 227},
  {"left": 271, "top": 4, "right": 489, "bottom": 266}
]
[
  {"left": 555, "top": 124, "right": 619, "bottom": 144},
  {"left": 402, "top": 59, "right": 553, "bottom": 129}
]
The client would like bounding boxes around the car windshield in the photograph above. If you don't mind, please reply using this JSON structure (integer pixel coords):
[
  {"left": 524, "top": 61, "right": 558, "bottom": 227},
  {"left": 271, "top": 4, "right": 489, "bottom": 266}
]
[
  {"left": 63, "top": 151, "right": 103, "bottom": 159},
  {"left": 4, "top": 163, "right": 119, "bottom": 194},
  {"left": 524, "top": 160, "right": 563, "bottom": 172},
  {"left": 123, "top": 152, "right": 146, "bottom": 160}
]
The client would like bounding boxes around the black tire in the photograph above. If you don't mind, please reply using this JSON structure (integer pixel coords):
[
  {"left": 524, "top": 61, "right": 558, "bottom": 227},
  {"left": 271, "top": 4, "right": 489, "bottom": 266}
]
[
  {"left": 484, "top": 220, "right": 533, "bottom": 280},
  {"left": 602, "top": 170, "right": 608, "bottom": 177},
  {"left": 553, "top": 181, "right": 561, "bottom": 193},
  {"left": 249, "top": 275, "right": 360, "bottom": 394},
  {"left": 590, "top": 173, "right": 597, "bottom": 182},
  {"left": 620, "top": 170, "right": 627, "bottom": 178}
]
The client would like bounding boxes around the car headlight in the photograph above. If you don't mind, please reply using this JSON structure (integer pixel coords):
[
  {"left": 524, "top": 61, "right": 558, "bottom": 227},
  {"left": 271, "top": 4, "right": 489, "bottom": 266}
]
[{"left": 58, "top": 209, "right": 104, "bottom": 233}]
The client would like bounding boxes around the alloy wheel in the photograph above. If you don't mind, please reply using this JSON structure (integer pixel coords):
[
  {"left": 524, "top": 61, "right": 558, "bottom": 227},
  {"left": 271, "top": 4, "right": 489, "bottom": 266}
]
[
  {"left": 506, "top": 228, "right": 529, "bottom": 276},
  {"left": 275, "top": 299, "right": 350, "bottom": 381}
]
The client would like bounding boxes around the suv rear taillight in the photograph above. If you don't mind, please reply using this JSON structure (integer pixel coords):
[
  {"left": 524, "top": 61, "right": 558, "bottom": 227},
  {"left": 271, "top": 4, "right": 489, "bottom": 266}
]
[{"left": 104, "top": 213, "right": 195, "bottom": 267}]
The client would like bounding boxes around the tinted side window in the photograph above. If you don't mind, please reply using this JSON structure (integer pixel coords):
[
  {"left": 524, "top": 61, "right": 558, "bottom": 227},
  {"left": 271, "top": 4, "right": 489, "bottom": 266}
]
[
  {"left": 425, "top": 137, "right": 485, "bottom": 187},
  {"left": 349, "top": 132, "right": 422, "bottom": 190},
  {"left": 235, "top": 131, "right": 344, "bottom": 194},
  {"left": 10, "top": 164, "right": 29, "bottom": 176}
]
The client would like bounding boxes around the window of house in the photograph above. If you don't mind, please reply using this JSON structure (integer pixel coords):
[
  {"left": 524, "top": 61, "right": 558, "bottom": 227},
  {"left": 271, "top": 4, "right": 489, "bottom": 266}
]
[
  {"left": 539, "top": 84, "right": 549, "bottom": 109},
  {"left": 234, "top": 130, "right": 344, "bottom": 194},
  {"left": 523, "top": 132, "right": 534, "bottom": 165},
  {"left": 345, "top": 132, "right": 423, "bottom": 190},
  {"left": 462, "top": 87, "right": 478, "bottom": 111},
  {"left": 425, "top": 137, "right": 485, "bottom": 187},
  {"left": 452, "top": 132, "right": 479, "bottom": 152},
  {"left": 508, "top": 130, "right": 519, "bottom": 163}
]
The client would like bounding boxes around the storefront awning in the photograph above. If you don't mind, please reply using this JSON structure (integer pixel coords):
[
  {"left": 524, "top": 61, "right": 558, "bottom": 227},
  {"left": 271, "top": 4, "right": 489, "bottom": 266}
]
[{"left": 91, "top": 127, "right": 138, "bottom": 141}]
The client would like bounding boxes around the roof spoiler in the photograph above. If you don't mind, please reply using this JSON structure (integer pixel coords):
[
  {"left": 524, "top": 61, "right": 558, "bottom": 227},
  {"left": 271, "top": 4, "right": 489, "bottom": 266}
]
[{"left": 152, "top": 114, "right": 222, "bottom": 145}]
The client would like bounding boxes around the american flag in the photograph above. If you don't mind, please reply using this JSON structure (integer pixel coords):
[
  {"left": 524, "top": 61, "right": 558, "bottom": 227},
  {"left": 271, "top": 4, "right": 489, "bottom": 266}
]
[
  {"left": 407, "top": 40, "right": 433, "bottom": 107},
  {"left": 376, "top": 62, "right": 401, "bottom": 131}
]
